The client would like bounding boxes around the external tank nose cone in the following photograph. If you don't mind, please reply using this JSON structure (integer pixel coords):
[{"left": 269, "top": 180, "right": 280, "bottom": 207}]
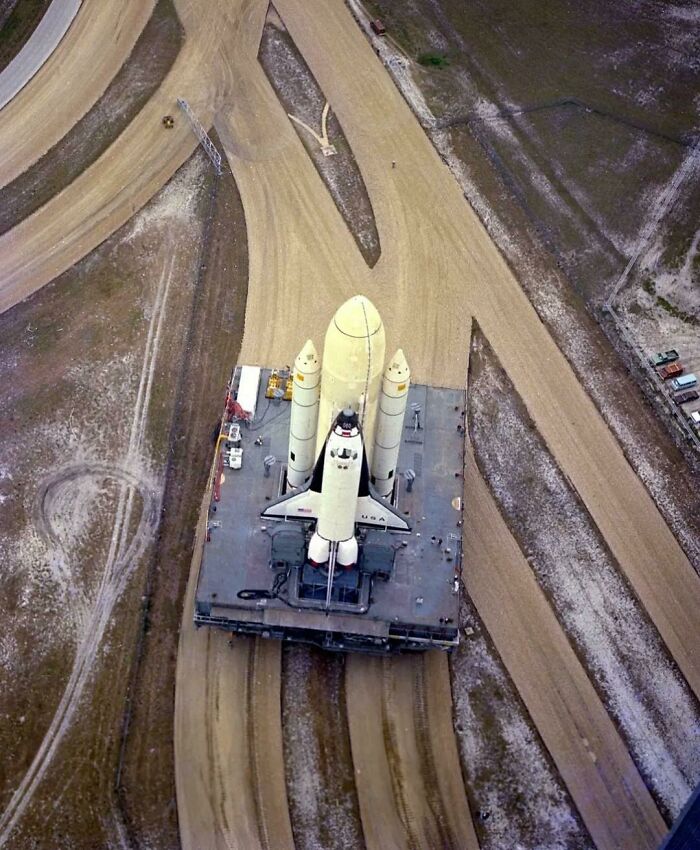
[{"left": 332, "top": 295, "right": 383, "bottom": 339}]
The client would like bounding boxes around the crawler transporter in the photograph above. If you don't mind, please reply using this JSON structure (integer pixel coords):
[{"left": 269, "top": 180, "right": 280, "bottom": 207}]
[{"left": 193, "top": 295, "right": 465, "bottom": 653}]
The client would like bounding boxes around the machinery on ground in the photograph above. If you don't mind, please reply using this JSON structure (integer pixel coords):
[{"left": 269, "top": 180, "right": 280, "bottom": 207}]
[{"left": 194, "top": 295, "right": 465, "bottom": 653}]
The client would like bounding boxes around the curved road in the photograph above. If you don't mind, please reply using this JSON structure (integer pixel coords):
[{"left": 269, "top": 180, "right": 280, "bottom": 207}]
[
  {"left": 0, "top": 0, "right": 155, "bottom": 187},
  {"left": 1, "top": 0, "right": 697, "bottom": 846},
  {"left": 0, "top": 0, "right": 81, "bottom": 110}
]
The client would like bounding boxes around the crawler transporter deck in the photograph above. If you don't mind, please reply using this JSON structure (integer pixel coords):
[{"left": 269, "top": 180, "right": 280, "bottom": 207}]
[{"left": 194, "top": 368, "right": 465, "bottom": 654}]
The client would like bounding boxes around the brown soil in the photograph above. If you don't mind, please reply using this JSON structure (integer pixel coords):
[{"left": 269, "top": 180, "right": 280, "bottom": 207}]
[
  {"left": 467, "top": 327, "right": 700, "bottom": 822},
  {"left": 281, "top": 644, "right": 365, "bottom": 850},
  {"left": 358, "top": 0, "right": 700, "bottom": 561},
  {"left": 0, "top": 0, "right": 183, "bottom": 236},
  {"left": 0, "top": 0, "right": 50, "bottom": 71},
  {"left": 259, "top": 7, "right": 381, "bottom": 267},
  {"left": 450, "top": 594, "right": 594, "bottom": 850},
  {"left": 116, "top": 138, "right": 248, "bottom": 849},
  {"left": 0, "top": 146, "right": 236, "bottom": 848}
]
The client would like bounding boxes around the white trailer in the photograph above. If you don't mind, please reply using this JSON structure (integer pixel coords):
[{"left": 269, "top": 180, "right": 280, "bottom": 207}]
[{"left": 236, "top": 366, "right": 261, "bottom": 421}]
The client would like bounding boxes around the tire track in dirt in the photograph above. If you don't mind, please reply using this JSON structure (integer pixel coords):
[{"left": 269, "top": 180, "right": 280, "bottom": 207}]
[
  {"left": 176, "top": 499, "right": 294, "bottom": 850},
  {"left": 280, "top": 645, "right": 364, "bottom": 850},
  {"left": 0, "top": 242, "right": 178, "bottom": 846},
  {"left": 346, "top": 653, "right": 478, "bottom": 850}
]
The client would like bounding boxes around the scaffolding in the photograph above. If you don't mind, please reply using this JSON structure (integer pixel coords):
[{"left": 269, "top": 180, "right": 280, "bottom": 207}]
[{"left": 177, "top": 98, "right": 222, "bottom": 175}]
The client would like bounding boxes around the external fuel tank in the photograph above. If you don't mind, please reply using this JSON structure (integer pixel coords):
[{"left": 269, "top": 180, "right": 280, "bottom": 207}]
[{"left": 314, "top": 295, "right": 385, "bottom": 466}]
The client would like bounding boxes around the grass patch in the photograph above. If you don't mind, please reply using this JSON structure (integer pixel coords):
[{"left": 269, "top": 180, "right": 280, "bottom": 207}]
[
  {"left": 641, "top": 277, "right": 656, "bottom": 295},
  {"left": 417, "top": 51, "right": 451, "bottom": 68},
  {"left": 656, "top": 295, "right": 698, "bottom": 325}
]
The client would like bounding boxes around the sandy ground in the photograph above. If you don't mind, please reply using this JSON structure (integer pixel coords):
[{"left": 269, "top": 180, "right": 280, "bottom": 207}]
[
  {"left": 259, "top": 7, "right": 380, "bottom": 266},
  {"left": 0, "top": 153, "right": 213, "bottom": 849},
  {"left": 0, "top": 0, "right": 183, "bottom": 236},
  {"left": 451, "top": 594, "right": 595, "bottom": 850},
  {"left": 0, "top": 0, "right": 80, "bottom": 109},
  {"left": 281, "top": 646, "right": 364, "bottom": 850},
  {"left": 0, "top": 0, "right": 697, "bottom": 845},
  {"left": 468, "top": 330, "right": 700, "bottom": 821},
  {"left": 0, "top": 0, "right": 155, "bottom": 187}
]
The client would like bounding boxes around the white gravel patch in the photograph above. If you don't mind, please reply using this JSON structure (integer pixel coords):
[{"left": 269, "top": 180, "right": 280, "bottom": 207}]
[
  {"left": 470, "top": 335, "right": 700, "bottom": 818},
  {"left": 125, "top": 154, "right": 208, "bottom": 243},
  {"left": 451, "top": 611, "right": 593, "bottom": 850},
  {"left": 282, "top": 647, "right": 362, "bottom": 850}
]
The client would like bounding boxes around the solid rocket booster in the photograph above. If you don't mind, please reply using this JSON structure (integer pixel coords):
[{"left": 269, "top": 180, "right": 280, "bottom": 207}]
[
  {"left": 307, "top": 410, "right": 363, "bottom": 568},
  {"left": 371, "top": 349, "right": 410, "bottom": 497},
  {"left": 315, "top": 295, "right": 385, "bottom": 466},
  {"left": 287, "top": 340, "right": 321, "bottom": 488}
]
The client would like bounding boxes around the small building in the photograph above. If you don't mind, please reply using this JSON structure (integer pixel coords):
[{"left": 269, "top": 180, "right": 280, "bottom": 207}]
[{"left": 370, "top": 19, "right": 387, "bottom": 36}]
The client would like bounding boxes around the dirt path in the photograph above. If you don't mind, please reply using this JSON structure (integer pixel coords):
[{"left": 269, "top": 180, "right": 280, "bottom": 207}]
[
  {"left": 267, "top": 0, "right": 700, "bottom": 707},
  {"left": 462, "top": 448, "right": 666, "bottom": 849},
  {"left": 0, "top": 0, "right": 696, "bottom": 843},
  {"left": 0, "top": 0, "right": 154, "bottom": 186},
  {"left": 175, "top": 501, "right": 294, "bottom": 850},
  {"left": 0, "top": 0, "right": 81, "bottom": 109},
  {"left": 173, "top": 1, "right": 698, "bottom": 846},
  {"left": 346, "top": 653, "right": 478, "bottom": 850}
]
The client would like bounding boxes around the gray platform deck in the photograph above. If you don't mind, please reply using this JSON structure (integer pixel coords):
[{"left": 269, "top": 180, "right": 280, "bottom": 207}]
[{"left": 194, "top": 368, "right": 465, "bottom": 653}]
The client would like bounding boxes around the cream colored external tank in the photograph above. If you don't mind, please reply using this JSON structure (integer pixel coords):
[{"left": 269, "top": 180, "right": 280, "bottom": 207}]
[{"left": 315, "top": 295, "right": 385, "bottom": 465}]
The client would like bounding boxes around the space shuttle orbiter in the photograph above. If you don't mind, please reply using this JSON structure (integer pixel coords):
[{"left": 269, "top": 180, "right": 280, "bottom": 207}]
[{"left": 261, "top": 295, "right": 411, "bottom": 570}]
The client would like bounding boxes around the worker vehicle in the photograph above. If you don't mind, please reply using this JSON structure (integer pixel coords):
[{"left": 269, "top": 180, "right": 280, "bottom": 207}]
[
  {"left": 673, "top": 390, "right": 699, "bottom": 405},
  {"left": 650, "top": 350, "right": 679, "bottom": 367},
  {"left": 659, "top": 363, "right": 684, "bottom": 380},
  {"left": 670, "top": 374, "right": 697, "bottom": 392}
]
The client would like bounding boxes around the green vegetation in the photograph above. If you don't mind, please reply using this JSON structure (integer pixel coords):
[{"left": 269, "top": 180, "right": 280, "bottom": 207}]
[
  {"left": 656, "top": 295, "right": 698, "bottom": 325},
  {"left": 641, "top": 277, "right": 656, "bottom": 295},
  {"left": 417, "top": 51, "right": 451, "bottom": 68}
]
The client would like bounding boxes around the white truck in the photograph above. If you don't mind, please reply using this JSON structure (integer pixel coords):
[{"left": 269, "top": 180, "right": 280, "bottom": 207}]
[{"left": 227, "top": 447, "right": 243, "bottom": 469}]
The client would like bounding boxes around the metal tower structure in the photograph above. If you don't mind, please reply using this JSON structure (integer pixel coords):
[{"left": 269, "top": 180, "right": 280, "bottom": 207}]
[{"left": 176, "top": 98, "right": 222, "bottom": 175}]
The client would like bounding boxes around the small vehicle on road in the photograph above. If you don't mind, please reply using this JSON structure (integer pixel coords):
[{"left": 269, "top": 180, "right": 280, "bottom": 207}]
[
  {"left": 673, "top": 390, "right": 699, "bottom": 405},
  {"left": 650, "top": 350, "right": 679, "bottom": 367},
  {"left": 659, "top": 362, "right": 684, "bottom": 380}
]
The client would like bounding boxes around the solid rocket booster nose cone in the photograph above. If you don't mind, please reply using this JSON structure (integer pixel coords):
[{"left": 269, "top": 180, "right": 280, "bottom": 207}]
[
  {"left": 386, "top": 348, "right": 410, "bottom": 381},
  {"left": 296, "top": 339, "right": 320, "bottom": 371},
  {"left": 333, "top": 295, "right": 383, "bottom": 339}
]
